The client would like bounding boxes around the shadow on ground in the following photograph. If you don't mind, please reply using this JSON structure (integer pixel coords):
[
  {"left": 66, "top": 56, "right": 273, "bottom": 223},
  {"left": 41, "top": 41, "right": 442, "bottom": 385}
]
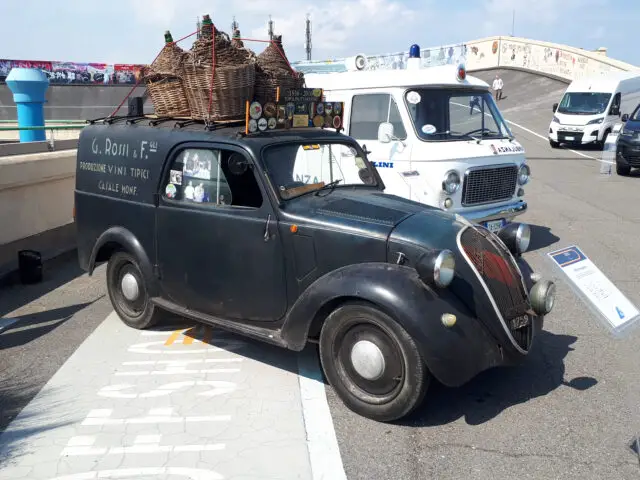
[
  {"left": 0, "top": 383, "right": 74, "bottom": 467},
  {"left": 528, "top": 224, "right": 561, "bottom": 252},
  {"left": 0, "top": 250, "right": 85, "bottom": 318},
  {"left": 399, "top": 330, "right": 596, "bottom": 427}
]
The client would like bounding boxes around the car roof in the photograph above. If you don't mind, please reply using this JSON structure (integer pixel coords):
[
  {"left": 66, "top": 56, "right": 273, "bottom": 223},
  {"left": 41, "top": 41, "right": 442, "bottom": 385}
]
[{"left": 80, "top": 117, "right": 353, "bottom": 151}]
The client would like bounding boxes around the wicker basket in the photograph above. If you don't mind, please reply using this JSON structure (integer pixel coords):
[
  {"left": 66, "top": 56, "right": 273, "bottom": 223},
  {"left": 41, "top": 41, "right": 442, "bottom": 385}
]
[
  {"left": 183, "top": 60, "right": 255, "bottom": 120},
  {"left": 150, "top": 42, "right": 187, "bottom": 77},
  {"left": 255, "top": 35, "right": 302, "bottom": 103},
  {"left": 182, "top": 24, "right": 256, "bottom": 121},
  {"left": 144, "top": 72, "right": 192, "bottom": 117}
]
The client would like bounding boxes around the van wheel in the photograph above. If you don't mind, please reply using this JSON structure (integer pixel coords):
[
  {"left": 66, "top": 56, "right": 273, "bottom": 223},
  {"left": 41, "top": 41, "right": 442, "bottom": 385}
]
[
  {"left": 318, "top": 302, "right": 430, "bottom": 422},
  {"left": 106, "top": 251, "right": 164, "bottom": 329}
]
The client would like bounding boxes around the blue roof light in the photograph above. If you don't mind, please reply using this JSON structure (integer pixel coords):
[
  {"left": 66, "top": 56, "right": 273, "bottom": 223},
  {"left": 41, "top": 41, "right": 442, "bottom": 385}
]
[{"left": 409, "top": 44, "right": 420, "bottom": 59}]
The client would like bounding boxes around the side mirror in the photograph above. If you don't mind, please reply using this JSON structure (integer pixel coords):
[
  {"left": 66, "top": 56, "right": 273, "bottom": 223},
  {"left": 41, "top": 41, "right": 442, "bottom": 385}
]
[
  {"left": 552, "top": 103, "right": 558, "bottom": 112},
  {"left": 377, "top": 122, "right": 394, "bottom": 143},
  {"left": 622, "top": 113, "right": 629, "bottom": 122}
]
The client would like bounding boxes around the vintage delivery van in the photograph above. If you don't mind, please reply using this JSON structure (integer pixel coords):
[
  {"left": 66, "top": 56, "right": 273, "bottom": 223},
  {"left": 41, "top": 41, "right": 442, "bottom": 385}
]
[
  {"left": 74, "top": 114, "right": 555, "bottom": 423},
  {"left": 298, "top": 59, "right": 530, "bottom": 234}
]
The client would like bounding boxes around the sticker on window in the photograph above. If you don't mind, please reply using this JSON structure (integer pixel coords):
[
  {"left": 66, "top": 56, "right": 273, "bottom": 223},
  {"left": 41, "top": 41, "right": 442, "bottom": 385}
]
[
  {"left": 407, "top": 91, "right": 422, "bottom": 104},
  {"left": 421, "top": 124, "right": 437, "bottom": 134},
  {"left": 169, "top": 170, "right": 182, "bottom": 185},
  {"left": 165, "top": 183, "right": 177, "bottom": 199}
]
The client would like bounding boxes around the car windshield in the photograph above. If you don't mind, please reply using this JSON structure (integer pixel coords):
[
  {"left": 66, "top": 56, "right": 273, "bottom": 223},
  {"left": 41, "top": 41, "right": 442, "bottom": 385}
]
[
  {"left": 556, "top": 92, "right": 611, "bottom": 115},
  {"left": 261, "top": 141, "right": 378, "bottom": 200},
  {"left": 631, "top": 106, "right": 640, "bottom": 121},
  {"left": 405, "top": 89, "right": 513, "bottom": 142}
]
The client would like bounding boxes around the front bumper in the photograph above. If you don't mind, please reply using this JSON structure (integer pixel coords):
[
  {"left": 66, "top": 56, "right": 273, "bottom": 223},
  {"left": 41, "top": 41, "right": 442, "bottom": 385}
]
[
  {"left": 616, "top": 138, "right": 640, "bottom": 167},
  {"left": 549, "top": 124, "right": 601, "bottom": 145},
  {"left": 449, "top": 199, "right": 527, "bottom": 224}
]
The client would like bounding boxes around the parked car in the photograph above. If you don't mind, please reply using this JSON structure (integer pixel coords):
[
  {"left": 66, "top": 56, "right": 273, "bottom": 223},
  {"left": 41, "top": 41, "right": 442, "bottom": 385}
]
[
  {"left": 74, "top": 118, "right": 556, "bottom": 422},
  {"left": 616, "top": 103, "right": 640, "bottom": 175}
]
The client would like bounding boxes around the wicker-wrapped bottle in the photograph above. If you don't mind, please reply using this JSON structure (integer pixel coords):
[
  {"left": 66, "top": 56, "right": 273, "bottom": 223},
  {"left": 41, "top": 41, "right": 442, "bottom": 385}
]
[
  {"left": 254, "top": 35, "right": 303, "bottom": 104},
  {"left": 143, "top": 30, "right": 191, "bottom": 117},
  {"left": 183, "top": 18, "right": 256, "bottom": 121}
]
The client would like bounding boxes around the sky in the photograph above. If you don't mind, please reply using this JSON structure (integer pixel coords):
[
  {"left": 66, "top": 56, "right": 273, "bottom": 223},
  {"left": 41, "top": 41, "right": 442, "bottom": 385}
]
[{"left": 1, "top": 0, "right": 639, "bottom": 66}]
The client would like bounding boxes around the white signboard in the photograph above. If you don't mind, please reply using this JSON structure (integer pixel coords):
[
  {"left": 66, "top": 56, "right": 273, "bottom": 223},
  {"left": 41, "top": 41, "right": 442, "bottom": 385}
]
[{"left": 548, "top": 246, "right": 640, "bottom": 335}]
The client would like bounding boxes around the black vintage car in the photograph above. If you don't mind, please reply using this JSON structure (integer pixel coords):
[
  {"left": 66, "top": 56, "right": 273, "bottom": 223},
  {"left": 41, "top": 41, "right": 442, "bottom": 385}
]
[
  {"left": 616, "top": 104, "right": 640, "bottom": 176},
  {"left": 74, "top": 119, "right": 556, "bottom": 422}
]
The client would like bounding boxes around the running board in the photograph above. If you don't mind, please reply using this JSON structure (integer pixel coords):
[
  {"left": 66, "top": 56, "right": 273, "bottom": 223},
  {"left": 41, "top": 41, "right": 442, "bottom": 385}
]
[{"left": 151, "top": 297, "right": 290, "bottom": 349}]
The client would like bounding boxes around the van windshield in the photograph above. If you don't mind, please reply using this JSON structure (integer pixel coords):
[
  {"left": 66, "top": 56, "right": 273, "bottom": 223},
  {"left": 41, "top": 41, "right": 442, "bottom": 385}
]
[
  {"left": 404, "top": 89, "right": 513, "bottom": 142},
  {"left": 557, "top": 92, "right": 611, "bottom": 115},
  {"left": 261, "top": 141, "right": 379, "bottom": 200}
]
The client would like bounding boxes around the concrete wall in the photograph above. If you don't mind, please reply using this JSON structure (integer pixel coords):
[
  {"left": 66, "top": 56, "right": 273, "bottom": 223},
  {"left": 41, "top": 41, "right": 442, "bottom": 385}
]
[
  {"left": 0, "top": 149, "right": 77, "bottom": 280},
  {"left": 0, "top": 84, "right": 150, "bottom": 121}
]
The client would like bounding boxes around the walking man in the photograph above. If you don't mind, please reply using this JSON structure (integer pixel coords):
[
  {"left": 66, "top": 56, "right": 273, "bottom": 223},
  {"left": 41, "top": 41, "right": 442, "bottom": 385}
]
[{"left": 492, "top": 74, "right": 504, "bottom": 100}]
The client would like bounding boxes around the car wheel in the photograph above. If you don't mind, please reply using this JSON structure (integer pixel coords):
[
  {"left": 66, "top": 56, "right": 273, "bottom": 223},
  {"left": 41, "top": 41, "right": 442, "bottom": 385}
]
[
  {"left": 616, "top": 162, "right": 631, "bottom": 176},
  {"left": 106, "top": 251, "right": 164, "bottom": 329},
  {"left": 549, "top": 139, "right": 560, "bottom": 148},
  {"left": 318, "top": 301, "right": 430, "bottom": 422}
]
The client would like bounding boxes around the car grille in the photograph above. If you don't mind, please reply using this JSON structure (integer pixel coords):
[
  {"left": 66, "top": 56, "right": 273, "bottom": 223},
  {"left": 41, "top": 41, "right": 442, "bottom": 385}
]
[
  {"left": 558, "top": 131, "right": 583, "bottom": 143},
  {"left": 459, "top": 226, "right": 532, "bottom": 351},
  {"left": 461, "top": 165, "right": 518, "bottom": 206}
]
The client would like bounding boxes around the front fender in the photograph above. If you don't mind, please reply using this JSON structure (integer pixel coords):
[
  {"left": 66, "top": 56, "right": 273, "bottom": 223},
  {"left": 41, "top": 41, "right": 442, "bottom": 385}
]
[
  {"left": 282, "top": 262, "right": 505, "bottom": 387},
  {"left": 89, "top": 226, "right": 159, "bottom": 297}
]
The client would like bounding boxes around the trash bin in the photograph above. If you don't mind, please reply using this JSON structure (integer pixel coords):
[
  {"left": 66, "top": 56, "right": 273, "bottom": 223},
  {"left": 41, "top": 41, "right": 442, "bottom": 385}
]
[{"left": 18, "top": 249, "right": 42, "bottom": 284}]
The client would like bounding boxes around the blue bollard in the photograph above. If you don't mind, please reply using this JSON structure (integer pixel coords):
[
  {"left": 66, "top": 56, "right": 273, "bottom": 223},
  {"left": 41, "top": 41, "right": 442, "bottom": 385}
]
[{"left": 5, "top": 67, "right": 50, "bottom": 143}]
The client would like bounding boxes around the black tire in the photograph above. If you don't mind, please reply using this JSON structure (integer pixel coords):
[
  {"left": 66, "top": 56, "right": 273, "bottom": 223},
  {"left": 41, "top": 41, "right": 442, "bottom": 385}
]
[
  {"left": 318, "top": 301, "right": 430, "bottom": 422},
  {"left": 616, "top": 162, "right": 631, "bottom": 176},
  {"left": 549, "top": 139, "right": 560, "bottom": 149},
  {"left": 106, "top": 251, "right": 165, "bottom": 329}
]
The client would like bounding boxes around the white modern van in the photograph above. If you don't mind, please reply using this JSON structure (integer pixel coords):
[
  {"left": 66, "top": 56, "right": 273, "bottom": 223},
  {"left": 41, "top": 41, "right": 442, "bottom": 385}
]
[
  {"left": 549, "top": 71, "right": 640, "bottom": 149},
  {"left": 299, "top": 61, "right": 530, "bottom": 233}
]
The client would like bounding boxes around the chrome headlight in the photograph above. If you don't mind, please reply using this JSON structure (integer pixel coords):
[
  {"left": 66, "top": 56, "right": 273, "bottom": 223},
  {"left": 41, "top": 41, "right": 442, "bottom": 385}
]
[
  {"left": 416, "top": 249, "right": 456, "bottom": 288},
  {"left": 497, "top": 222, "right": 531, "bottom": 256},
  {"left": 552, "top": 116, "right": 560, "bottom": 124},
  {"left": 442, "top": 170, "right": 461, "bottom": 194},
  {"left": 530, "top": 280, "right": 556, "bottom": 315},
  {"left": 517, "top": 164, "right": 530, "bottom": 185}
]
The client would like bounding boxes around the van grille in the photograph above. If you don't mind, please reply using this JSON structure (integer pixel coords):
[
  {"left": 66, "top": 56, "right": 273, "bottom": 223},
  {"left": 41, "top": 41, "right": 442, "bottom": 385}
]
[
  {"left": 461, "top": 165, "right": 518, "bottom": 206},
  {"left": 459, "top": 226, "right": 532, "bottom": 351}
]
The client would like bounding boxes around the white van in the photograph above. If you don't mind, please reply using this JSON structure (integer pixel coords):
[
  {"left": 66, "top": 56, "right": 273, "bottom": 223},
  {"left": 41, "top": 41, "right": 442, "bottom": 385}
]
[
  {"left": 301, "top": 63, "right": 530, "bottom": 232},
  {"left": 549, "top": 71, "right": 640, "bottom": 149}
]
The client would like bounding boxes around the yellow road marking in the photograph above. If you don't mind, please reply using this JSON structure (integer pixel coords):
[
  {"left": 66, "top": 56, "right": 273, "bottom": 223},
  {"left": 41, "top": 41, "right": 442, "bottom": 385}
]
[{"left": 164, "top": 330, "right": 182, "bottom": 346}]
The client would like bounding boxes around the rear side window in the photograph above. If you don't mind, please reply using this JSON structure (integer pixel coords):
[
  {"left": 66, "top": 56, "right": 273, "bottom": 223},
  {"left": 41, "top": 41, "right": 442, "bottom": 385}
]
[
  {"left": 349, "top": 93, "right": 407, "bottom": 140},
  {"left": 162, "top": 147, "right": 263, "bottom": 208}
]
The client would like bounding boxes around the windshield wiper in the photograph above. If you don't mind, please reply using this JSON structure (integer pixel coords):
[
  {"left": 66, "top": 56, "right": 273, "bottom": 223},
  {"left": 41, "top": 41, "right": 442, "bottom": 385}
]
[{"left": 313, "top": 179, "right": 342, "bottom": 196}]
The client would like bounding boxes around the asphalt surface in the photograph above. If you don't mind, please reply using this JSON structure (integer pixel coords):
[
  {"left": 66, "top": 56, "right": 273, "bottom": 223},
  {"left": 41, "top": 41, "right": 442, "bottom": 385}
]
[{"left": 1, "top": 67, "right": 640, "bottom": 479}]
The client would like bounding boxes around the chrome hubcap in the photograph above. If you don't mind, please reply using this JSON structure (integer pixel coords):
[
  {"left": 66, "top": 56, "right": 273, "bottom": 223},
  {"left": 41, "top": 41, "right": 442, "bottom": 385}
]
[
  {"left": 121, "top": 272, "right": 140, "bottom": 301},
  {"left": 350, "top": 340, "right": 386, "bottom": 381}
]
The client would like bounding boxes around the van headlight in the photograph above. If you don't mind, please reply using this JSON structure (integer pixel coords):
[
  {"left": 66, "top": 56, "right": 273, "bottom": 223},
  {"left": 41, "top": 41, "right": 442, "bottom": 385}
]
[
  {"left": 497, "top": 222, "right": 531, "bottom": 256},
  {"left": 442, "top": 170, "right": 460, "bottom": 194},
  {"left": 517, "top": 164, "right": 530, "bottom": 185},
  {"left": 416, "top": 249, "right": 456, "bottom": 288}
]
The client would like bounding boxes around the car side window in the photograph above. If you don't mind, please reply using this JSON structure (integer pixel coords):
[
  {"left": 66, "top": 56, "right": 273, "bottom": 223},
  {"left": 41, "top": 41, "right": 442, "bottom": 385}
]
[
  {"left": 163, "top": 147, "right": 263, "bottom": 208},
  {"left": 610, "top": 93, "right": 621, "bottom": 115},
  {"left": 349, "top": 93, "right": 407, "bottom": 140}
]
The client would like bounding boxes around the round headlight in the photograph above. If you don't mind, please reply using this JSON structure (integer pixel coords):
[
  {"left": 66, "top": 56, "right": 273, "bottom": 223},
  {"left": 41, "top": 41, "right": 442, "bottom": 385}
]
[
  {"left": 496, "top": 222, "right": 531, "bottom": 255},
  {"left": 442, "top": 170, "right": 460, "bottom": 194},
  {"left": 415, "top": 249, "right": 456, "bottom": 288},
  {"left": 530, "top": 280, "right": 556, "bottom": 315},
  {"left": 518, "top": 164, "right": 530, "bottom": 185},
  {"left": 434, "top": 250, "right": 456, "bottom": 287}
]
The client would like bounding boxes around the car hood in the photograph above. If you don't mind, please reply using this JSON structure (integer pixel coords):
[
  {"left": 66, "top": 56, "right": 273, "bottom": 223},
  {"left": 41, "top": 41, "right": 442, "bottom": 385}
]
[{"left": 280, "top": 188, "right": 455, "bottom": 239}]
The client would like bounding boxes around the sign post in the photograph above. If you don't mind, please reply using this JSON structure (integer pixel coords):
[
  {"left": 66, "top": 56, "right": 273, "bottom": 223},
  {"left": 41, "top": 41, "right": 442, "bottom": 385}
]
[{"left": 600, "top": 122, "right": 622, "bottom": 175}]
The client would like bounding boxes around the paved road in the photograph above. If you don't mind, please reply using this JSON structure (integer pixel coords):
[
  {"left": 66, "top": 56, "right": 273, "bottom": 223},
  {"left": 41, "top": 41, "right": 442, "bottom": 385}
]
[{"left": 2, "top": 68, "right": 640, "bottom": 479}]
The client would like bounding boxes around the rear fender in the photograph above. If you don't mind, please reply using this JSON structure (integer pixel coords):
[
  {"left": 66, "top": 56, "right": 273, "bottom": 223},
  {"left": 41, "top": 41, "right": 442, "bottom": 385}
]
[
  {"left": 88, "top": 226, "right": 158, "bottom": 297},
  {"left": 281, "top": 262, "right": 505, "bottom": 387}
]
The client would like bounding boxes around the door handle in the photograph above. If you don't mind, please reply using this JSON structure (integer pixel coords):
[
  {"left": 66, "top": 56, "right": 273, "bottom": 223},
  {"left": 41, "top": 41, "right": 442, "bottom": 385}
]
[{"left": 263, "top": 214, "right": 271, "bottom": 241}]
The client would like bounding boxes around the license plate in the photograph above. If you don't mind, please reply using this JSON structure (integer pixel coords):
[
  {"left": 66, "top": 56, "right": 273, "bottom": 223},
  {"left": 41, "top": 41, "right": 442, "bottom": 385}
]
[
  {"left": 483, "top": 219, "right": 505, "bottom": 233},
  {"left": 565, "top": 136, "right": 574, "bottom": 140}
]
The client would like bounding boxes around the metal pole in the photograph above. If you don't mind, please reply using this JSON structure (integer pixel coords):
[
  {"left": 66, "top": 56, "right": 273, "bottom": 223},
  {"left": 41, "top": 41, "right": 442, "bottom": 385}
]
[{"left": 511, "top": 10, "right": 515, "bottom": 36}]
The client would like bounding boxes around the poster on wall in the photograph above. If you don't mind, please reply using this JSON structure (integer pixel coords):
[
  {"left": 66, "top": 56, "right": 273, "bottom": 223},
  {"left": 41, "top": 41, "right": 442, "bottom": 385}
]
[{"left": 0, "top": 59, "right": 145, "bottom": 85}]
